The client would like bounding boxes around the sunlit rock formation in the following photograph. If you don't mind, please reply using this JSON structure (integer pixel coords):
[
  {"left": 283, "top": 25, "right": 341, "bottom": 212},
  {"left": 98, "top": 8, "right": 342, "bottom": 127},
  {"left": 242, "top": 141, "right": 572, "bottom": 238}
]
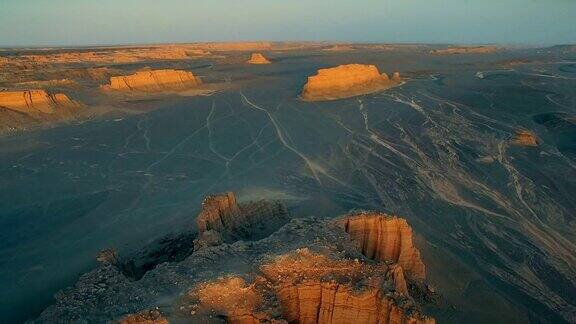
[
  {"left": 431, "top": 46, "right": 498, "bottom": 55},
  {"left": 301, "top": 64, "right": 402, "bottom": 101},
  {"left": 196, "top": 192, "right": 289, "bottom": 245},
  {"left": 117, "top": 309, "right": 168, "bottom": 324},
  {"left": 0, "top": 90, "right": 80, "bottom": 114},
  {"left": 36, "top": 193, "right": 435, "bottom": 323},
  {"left": 261, "top": 249, "right": 433, "bottom": 324},
  {"left": 247, "top": 53, "right": 271, "bottom": 64},
  {"left": 512, "top": 130, "right": 539, "bottom": 146},
  {"left": 101, "top": 69, "right": 202, "bottom": 92},
  {"left": 340, "top": 212, "right": 426, "bottom": 280},
  {"left": 188, "top": 249, "right": 433, "bottom": 324},
  {"left": 189, "top": 42, "right": 273, "bottom": 52}
]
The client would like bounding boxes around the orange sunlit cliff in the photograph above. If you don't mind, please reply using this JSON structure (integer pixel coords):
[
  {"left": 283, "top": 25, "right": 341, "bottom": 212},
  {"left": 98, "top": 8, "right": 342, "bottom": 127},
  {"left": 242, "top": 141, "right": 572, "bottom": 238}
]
[
  {"left": 301, "top": 64, "right": 402, "bottom": 101},
  {"left": 101, "top": 69, "right": 202, "bottom": 92},
  {"left": 0, "top": 90, "right": 80, "bottom": 115},
  {"left": 247, "top": 53, "right": 271, "bottom": 64}
]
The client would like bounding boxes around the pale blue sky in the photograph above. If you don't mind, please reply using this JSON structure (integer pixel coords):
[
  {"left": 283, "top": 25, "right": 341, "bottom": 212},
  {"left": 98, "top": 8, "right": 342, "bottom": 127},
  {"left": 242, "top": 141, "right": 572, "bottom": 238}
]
[{"left": 0, "top": 0, "right": 575, "bottom": 47}]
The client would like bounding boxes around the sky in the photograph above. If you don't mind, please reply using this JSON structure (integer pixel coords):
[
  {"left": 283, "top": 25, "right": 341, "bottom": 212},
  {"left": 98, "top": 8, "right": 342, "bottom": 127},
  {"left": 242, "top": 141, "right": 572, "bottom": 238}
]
[{"left": 0, "top": 0, "right": 575, "bottom": 47}]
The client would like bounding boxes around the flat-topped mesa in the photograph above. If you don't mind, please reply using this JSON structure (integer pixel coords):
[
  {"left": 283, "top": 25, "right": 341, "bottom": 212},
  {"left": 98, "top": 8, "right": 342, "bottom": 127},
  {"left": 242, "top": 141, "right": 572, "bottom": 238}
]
[
  {"left": 339, "top": 212, "right": 426, "bottom": 280},
  {"left": 196, "top": 192, "right": 289, "bottom": 244},
  {"left": 102, "top": 69, "right": 202, "bottom": 92},
  {"left": 0, "top": 90, "right": 80, "bottom": 115},
  {"left": 247, "top": 53, "right": 271, "bottom": 64},
  {"left": 301, "top": 64, "right": 402, "bottom": 101}
]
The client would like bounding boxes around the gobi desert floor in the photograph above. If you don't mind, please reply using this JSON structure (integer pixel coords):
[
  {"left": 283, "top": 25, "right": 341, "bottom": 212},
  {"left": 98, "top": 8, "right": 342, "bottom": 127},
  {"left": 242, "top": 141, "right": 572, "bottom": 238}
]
[{"left": 0, "top": 43, "right": 575, "bottom": 323}]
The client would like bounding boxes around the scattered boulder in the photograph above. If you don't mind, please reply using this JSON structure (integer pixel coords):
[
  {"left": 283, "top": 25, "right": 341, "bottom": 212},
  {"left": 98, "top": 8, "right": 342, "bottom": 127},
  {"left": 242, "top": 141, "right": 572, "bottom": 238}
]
[{"left": 512, "top": 130, "right": 538, "bottom": 147}]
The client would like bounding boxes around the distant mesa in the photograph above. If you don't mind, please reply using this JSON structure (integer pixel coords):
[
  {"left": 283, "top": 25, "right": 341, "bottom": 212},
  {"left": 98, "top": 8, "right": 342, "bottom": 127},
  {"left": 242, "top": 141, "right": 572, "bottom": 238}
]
[
  {"left": 301, "top": 64, "right": 402, "bottom": 101},
  {"left": 246, "top": 53, "right": 271, "bottom": 64},
  {"left": 0, "top": 89, "right": 80, "bottom": 115},
  {"left": 101, "top": 69, "right": 202, "bottom": 92},
  {"left": 323, "top": 44, "right": 355, "bottom": 51},
  {"left": 431, "top": 46, "right": 498, "bottom": 55},
  {"left": 513, "top": 130, "right": 539, "bottom": 147},
  {"left": 188, "top": 42, "right": 273, "bottom": 52}
]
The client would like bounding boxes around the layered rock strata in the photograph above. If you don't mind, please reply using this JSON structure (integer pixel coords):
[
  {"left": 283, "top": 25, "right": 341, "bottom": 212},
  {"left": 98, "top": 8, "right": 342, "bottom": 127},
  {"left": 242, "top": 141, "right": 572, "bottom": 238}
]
[
  {"left": 301, "top": 64, "right": 402, "bottom": 101},
  {"left": 247, "top": 53, "right": 271, "bottom": 64},
  {"left": 35, "top": 193, "right": 434, "bottom": 324},
  {"left": 0, "top": 90, "right": 80, "bottom": 115},
  {"left": 340, "top": 212, "right": 426, "bottom": 280},
  {"left": 196, "top": 192, "right": 289, "bottom": 245},
  {"left": 102, "top": 69, "right": 202, "bottom": 92}
]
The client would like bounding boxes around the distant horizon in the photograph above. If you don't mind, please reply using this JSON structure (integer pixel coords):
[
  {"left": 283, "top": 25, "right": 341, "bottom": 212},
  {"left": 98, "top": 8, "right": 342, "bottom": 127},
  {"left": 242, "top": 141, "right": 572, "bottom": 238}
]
[
  {"left": 1, "top": 0, "right": 575, "bottom": 47},
  {"left": 0, "top": 40, "right": 572, "bottom": 50}
]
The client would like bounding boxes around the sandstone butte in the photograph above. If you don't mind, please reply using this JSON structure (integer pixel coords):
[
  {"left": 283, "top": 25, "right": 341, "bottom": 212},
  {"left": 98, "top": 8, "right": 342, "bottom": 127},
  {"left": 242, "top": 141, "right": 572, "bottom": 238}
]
[
  {"left": 37, "top": 191, "right": 434, "bottom": 324},
  {"left": 339, "top": 212, "right": 426, "bottom": 280},
  {"left": 195, "top": 191, "right": 288, "bottom": 247},
  {"left": 101, "top": 69, "right": 202, "bottom": 92},
  {"left": 513, "top": 130, "right": 539, "bottom": 147},
  {"left": 0, "top": 89, "right": 80, "bottom": 115},
  {"left": 189, "top": 249, "right": 434, "bottom": 324},
  {"left": 301, "top": 64, "right": 402, "bottom": 102},
  {"left": 247, "top": 53, "right": 271, "bottom": 64}
]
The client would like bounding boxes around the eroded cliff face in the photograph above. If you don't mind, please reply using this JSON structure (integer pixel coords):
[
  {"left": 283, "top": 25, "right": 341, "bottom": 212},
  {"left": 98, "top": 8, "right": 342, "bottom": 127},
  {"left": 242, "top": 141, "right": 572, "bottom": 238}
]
[
  {"left": 339, "top": 212, "right": 426, "bottom": 280},
  {"left": 186, "top": 249, "right": 433, "bottom": 324},
  {"left": 102, "top": 69, "right": 202, "bottom": 92},
  {"left": 301, "top": 64, "right": 402, "bottom": 101},
  {"left": 0, "top": 90, "right": 80, "bottom": 115},
  {"left": 36, "top": 193, "right": 435, "bottom": 324},
  {"left": 196, "top": 192, "right": 289, "bottom": 245},
  {"left": 247, "top": 53, "right": 271, "bottom": 64}
]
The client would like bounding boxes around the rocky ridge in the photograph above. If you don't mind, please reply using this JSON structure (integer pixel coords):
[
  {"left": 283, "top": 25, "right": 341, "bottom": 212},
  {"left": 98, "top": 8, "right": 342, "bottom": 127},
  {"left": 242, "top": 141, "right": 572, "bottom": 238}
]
[
  {"left": 35, "top": 192, "right": 435, "bottom": 324},
  {"left": 301, "top": 64, "right": 402, "bottom": 101}
]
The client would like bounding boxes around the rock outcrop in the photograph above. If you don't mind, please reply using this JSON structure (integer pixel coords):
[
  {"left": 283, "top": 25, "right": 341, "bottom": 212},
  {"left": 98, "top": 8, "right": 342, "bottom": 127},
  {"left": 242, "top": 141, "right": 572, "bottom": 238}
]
[
  {"left": 247, "top": 53, "right": 271, "bottom": 64},
  {"left": 0, "top": 90, "right": 80, "bottom": 115},
  {"left": 340, "top": 212, "right": 426, "bottom": 280},
  {"left": 117, "top": 309, "right": 168, "bottom": 324},
  {"left": 512, "top": 130, "right": 538, "bottom": 146},
  {"left": 102, "top": 69, "right": 202, "bottom": 92},
  {"left": 35, "top": 193, "right": 435, "bottom": 324},
  {"left": 301, "top": 64, "right": 402, "bottom": 101},
  {"left": 261, "top": 249, "right": 433, "bottom": 324},
  {"left": 187, "top": 249, "right": 433, "bottom": 324},
  {"left": 196, "top": 192, "right": 289, "bottom": 244}
]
